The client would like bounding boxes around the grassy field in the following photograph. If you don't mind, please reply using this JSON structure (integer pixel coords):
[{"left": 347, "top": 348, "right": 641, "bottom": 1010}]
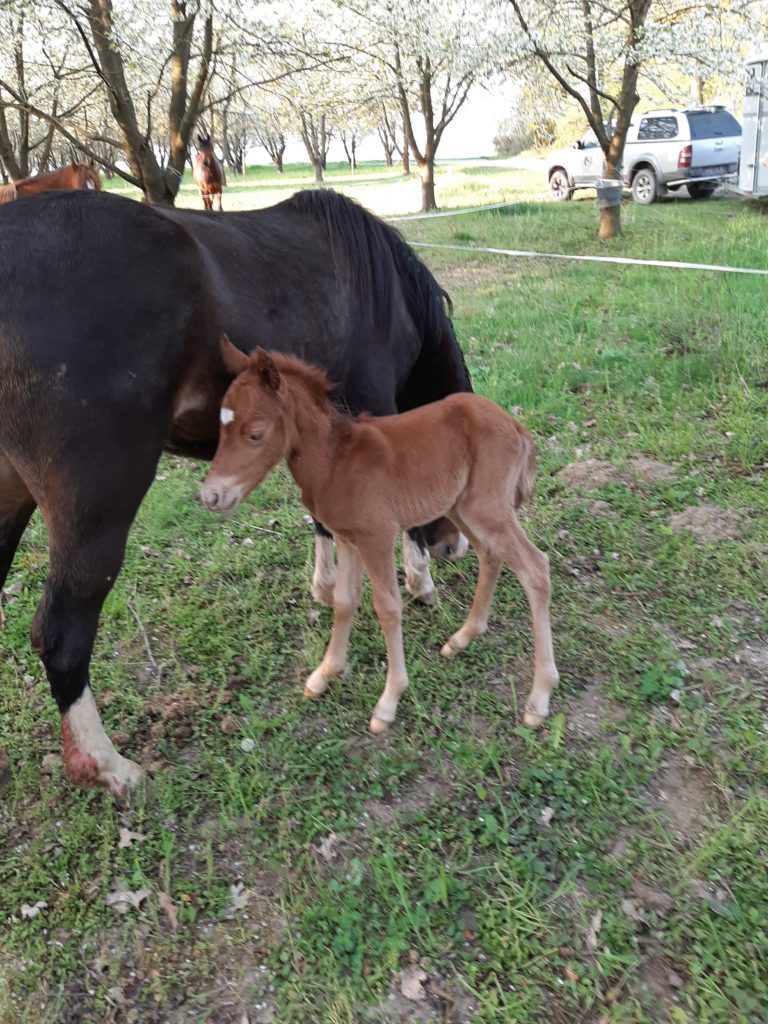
[{"left": 1, "top": 161, "right": 767, "bottom": 1024}]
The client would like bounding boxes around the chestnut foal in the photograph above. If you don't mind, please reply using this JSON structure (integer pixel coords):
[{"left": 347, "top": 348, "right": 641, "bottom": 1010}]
[{"left": 202, "top": 338, "right": 559, "bottom": 733}]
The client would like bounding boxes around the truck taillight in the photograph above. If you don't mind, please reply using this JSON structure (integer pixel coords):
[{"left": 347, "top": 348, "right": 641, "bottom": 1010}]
[{"left": 678, "top": 145, "right": 692, "bottom": 168}]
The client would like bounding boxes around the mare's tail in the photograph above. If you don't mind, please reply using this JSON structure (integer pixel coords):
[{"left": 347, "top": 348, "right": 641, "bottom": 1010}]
[{"left": 287, "top": 189, "right": 472, "bottom": 409}]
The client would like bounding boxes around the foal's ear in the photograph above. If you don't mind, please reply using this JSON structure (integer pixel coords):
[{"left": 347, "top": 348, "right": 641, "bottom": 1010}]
[
  {"left": 220, "top": 335, "right": 249, "bottom": 376},
  {"left": 253, "top": 348, "right": 282, "bottom": 392}
]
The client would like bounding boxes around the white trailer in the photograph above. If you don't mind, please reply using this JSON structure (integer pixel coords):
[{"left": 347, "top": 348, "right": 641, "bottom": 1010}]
[{"left": 739, "top": 50, "right": 768, "bottom": 197}]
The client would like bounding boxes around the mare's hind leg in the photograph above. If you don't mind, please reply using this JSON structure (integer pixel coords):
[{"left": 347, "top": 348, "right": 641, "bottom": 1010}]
[
  {"left": 305, "top": 540, "right": 363, "bottom": 697},
  {"left": 311, "top": 522, "right": 336, "bottom": 607},
  {"left": 0, "top": 451, "right": 36, "bottom": 594},
  {"left": 403, "top": 530, "right": 435, "bottom": 606},
  {"left": 31, "top": 447, "right": 162, "bottom": 793}
]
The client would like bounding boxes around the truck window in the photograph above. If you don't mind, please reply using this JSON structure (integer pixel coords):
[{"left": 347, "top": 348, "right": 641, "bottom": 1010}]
[
  {"left": 686, "top": 111, "right": 741, "bottom": 140},
  {"left": 637, "top": 116, "right": 679, "bottom": 141}
]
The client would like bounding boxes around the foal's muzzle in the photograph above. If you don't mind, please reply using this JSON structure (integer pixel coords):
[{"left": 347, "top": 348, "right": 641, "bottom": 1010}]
[{"left": 200, "top": 478, "right": 243, "bottom": 515}]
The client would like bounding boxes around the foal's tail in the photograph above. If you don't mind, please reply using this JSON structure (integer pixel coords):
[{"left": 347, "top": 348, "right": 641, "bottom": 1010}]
[
  {"left": 0, "top": 182, "right": 18, "bottom": 204},
  {"left": 513, "top": 426, "right": 537, "bottom": 509}
]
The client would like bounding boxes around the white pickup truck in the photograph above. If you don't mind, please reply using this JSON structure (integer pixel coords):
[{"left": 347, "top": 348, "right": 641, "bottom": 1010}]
[{"left": 547, "top": 107, "right": 742, "bottom": 204}]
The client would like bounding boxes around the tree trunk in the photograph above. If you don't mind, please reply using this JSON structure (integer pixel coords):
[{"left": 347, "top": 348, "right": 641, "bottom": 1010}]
[
  {"left": 419, "top": 159, "right": 436, "bottom": 211},
  {"left": 0, "top": 102, "right": 23, "bottom": 180},
  {"left": 313, "top": 161, "right": 324, "bottom": 182},
  {"left": 598, "top": 163, "right": 622, "bottom": 240},
  {"left": 402, "top": 147, "right": 410, "bottom": 175},
  {"left": 384, "top": 149, "right": 393, "bottom": 167}
]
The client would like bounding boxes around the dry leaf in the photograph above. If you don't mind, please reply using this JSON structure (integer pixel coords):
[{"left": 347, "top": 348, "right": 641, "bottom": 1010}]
[
  {"left": 118, "top": 828, "right": 147, "bottom": 849},
  {"left": 220, "top": 713, "right": 239, "bottom": 735},
  {"left": 314, "top": 833, "right": 340, "bottom": 864},
  {"left": 564, "top": 966, "right": 579, "bottom": 983},
  {"left": 228, "top": 881, "right": 250, "bottom": 915},
  {"left": 400, "top": 966, "right": 428, "bottom": 1001},
  {"left": 158, "top": 891, "right": 178, "bottom": 931},
  {"left": 20, "top": 900, "right": 47, "bottom": 920},
  {"left": 105, "top": 883, "right": 151, "bottom": 915},
  {"left": 586, "top": 909, "right": 602, "bottom": 951},
  {"left": 540, "top": 806, "right": 555, "bottom": 826}
]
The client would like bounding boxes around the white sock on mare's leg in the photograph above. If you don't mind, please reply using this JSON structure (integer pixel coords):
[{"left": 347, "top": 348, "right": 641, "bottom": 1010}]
[
  {"left": 61, "top": 687, "right": 143, "bottom": 794},
  {"left": 312, "top": 532, "right": 336, "bottom": 606},
  {"left": 403, "top": 532, "right": 435, "bottom": 605}
]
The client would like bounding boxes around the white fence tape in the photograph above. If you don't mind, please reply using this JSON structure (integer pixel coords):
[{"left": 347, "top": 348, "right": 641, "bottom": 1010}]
[
  {"left": 407, "top": 240, "right": 768, "bottom": 277},
  {"left": 386, "top": 200, "right": 768, "bottom": 276}
]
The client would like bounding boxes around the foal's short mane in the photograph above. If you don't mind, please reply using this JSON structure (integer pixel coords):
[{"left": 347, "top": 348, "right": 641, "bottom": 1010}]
[{"left": 271, "top": 352, "right": 334, "bottom": 411}]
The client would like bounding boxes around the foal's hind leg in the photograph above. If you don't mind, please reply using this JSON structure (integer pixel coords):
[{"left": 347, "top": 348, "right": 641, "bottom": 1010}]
[
  {"left": 443, "top": 509, "right": 558, "bottom": 728},
  {"left": 305, "top": 540, "right": 363, "bottom": 698},
  {"left": 440, "top": 541, "right": 501, "bottom": 657}
]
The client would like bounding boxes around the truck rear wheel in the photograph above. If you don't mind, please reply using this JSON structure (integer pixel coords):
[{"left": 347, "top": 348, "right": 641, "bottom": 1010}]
[{"left": 631, "top": 168, "right": 657, "bottom": 205}]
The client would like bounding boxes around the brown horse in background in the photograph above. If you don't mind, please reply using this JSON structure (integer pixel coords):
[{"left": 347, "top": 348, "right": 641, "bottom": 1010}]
[
  {"left": 192, "top": 135, "right": 224, "bottom": 211},
  {"left": 0, "top": 161, "right": 101, "bottom": 203}
]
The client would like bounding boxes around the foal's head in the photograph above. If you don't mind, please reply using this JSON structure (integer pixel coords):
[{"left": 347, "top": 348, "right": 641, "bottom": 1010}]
[{"left": 201, "top": 336, "right": 290, "bottom": 515}]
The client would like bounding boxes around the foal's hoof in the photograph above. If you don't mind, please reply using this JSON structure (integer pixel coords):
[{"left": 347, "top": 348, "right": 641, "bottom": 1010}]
[
  {"left": 304, "top": 668, "right": 330, "bottom": 698},
  {"left": 522, "top": 710, "right": 547, "bottom": 729},
  {"left": 369, "top": 715, "right": 391, "bottom": 734}
]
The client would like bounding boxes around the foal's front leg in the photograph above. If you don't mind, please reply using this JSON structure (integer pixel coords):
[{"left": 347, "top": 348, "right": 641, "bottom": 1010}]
[
  {"left": 305, "top": 540, "right": 363, "bottom": 698},
  {"left": 358, "top": 536, "right": 409, "bottom": 734}
]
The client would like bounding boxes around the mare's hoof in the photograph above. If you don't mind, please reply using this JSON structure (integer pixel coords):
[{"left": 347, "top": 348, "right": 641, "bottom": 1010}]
[
  {"left": 369, "top": 715, "right": 391, "bottom": 734},
  {"left": 440, "top": 638, "right": 462, "bottom": 658}
]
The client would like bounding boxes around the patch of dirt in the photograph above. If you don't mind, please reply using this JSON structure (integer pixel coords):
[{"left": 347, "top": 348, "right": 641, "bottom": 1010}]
[
  {"left": 557, "top": 459, "right": 628, "bottom": 490},
  {"left": 635, "top": 953, "right": 685, "bottom": 1022},
  {"left": 365, "top": 972, "right": 477, "bottom": 1023},
  {"left": 437, "top": 261, "right": 516, "bottom": 291},
  {"left": 565, "top": 686, "right": 607, "bottom": 740},
  {"left": 557, "top": 457, "right": 677, "bottom": 492},
  {"left": 645, "top": 759, "right": 716, "bottom": 844},
  {"left": 359, "top": 762, "right": 459, "bottom": 830},
  {"left": 667, "top": 504, "right": 743, "bottom": 543},
  {"left": 735, "top": 642, "right": 768, "bottom": 676},
  {"left": 628, "top": 458, "right": 677, "bottom": 484}
]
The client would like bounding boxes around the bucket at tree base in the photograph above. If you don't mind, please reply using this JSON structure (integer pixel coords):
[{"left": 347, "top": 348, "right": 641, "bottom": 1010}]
[{"left": 595, "top": 179, "right": 623, "bottom": 208}]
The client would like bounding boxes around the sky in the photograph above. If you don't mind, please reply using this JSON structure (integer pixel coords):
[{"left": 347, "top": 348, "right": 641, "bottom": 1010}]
[{"left": 267, "top": 80, "right": 515, "bottom": 166}]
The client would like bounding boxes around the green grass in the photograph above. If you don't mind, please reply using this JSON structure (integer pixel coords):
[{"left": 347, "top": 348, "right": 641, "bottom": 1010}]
[{"left": 1, "top": 164, "right": 767, "bottom": 1023}]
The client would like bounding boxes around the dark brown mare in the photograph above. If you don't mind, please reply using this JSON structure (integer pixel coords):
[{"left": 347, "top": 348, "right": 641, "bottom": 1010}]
[
  {"left": 192, "top": 136, "right": 224, "bottom": 211},
  {"left": 0, "top": 161, "right": 101, "bottom": 203},
  {"left": 0, "top": 188, "right": 471, "bottom": 793},
  {"left": 202, "top": 341, "right": 558, "bottom": 734}
]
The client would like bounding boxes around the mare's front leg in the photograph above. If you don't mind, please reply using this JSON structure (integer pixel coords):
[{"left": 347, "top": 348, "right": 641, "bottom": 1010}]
[
  {"left": 30, "top": 438, "right": 164, "bottom": 793},
  {"left": 357, "top": 534, "right": 409, "bottom": 734},
  {"left": 305, "top": 540, "right": 363, "bottom": 698}
]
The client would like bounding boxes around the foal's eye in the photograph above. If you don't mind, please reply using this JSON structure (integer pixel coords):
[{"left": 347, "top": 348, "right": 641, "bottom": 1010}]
[{"left": 249, "top": 431, "right": 264, "bottom": 444}]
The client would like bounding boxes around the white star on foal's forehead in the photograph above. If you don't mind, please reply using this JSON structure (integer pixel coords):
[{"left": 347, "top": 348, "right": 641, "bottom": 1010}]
[{"left": 220, "top": 407, "right": 235, "bottom": 425}]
